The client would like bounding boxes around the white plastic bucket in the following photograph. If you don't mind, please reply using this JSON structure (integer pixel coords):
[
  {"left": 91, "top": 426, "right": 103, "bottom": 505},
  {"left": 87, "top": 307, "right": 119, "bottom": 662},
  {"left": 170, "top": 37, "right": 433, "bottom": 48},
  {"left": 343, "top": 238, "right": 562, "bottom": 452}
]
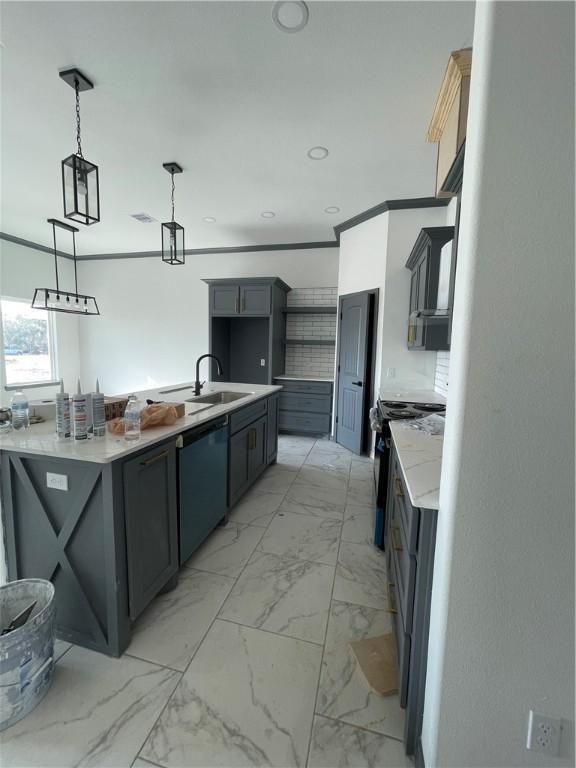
[{"left": 0, "top": 579, "right": 55, "bottom": 731}]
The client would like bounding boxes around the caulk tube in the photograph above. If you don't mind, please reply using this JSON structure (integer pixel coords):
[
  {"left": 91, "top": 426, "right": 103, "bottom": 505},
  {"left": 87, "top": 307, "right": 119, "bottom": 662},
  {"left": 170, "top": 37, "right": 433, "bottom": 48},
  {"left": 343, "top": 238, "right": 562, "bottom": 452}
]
[
  {"left": 72, "top": 379, "right": 88, "bottom": 441},
  {"left": 92, "top": 379, "right": 106, "bottom": 438},
  {"left": 55, "top": 381, "right": 71, "bottom": 440}
]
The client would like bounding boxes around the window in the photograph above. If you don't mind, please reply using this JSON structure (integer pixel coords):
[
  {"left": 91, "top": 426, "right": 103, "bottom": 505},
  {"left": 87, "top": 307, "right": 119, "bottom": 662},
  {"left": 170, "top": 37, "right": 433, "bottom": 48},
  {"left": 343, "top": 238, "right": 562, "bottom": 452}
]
[{"left": 1, "top": 297, "right": 58, "bottom": 387}]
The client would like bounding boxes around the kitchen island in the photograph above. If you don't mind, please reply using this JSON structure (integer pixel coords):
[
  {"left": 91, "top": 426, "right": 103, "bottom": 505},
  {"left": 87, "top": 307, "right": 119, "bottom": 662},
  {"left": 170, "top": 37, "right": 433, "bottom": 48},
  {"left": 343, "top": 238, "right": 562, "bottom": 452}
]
[{"left": 0, "top": 382, "right": 281, "bottom": 656}]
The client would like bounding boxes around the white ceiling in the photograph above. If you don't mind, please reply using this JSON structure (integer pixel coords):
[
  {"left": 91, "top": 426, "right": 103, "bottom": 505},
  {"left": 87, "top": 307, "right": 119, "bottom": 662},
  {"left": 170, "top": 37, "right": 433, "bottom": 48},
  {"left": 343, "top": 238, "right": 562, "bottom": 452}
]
[{"left": 0, "top": 1, "right": 474, "bottom": 255}]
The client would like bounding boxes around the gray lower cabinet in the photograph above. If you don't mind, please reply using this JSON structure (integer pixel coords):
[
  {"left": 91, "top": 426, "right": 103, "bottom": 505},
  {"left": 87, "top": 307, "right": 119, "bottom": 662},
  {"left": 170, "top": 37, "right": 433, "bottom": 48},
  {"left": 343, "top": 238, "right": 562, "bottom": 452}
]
[
  {"left": 385, "top": 442, "right": 438, "bottom": 757},
  {"left": 266, "top": 393, "right": 279, "bottom": 463},
  {"left": 123, "top": 442, "right": 178, "bottom": 621},
  {"left": 275, "top": 379, "right": 333, "bottom": 435},
  {"left": 229, "top": 407, "right": 269, "bottom": 507}
]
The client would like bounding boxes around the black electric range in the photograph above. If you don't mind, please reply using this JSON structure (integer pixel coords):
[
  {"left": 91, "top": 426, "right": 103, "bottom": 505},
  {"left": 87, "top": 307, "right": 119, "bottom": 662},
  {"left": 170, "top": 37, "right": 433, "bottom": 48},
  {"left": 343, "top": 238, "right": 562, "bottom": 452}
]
[{"left": 373, "top": 399, "right": 446, "bottom": 549}]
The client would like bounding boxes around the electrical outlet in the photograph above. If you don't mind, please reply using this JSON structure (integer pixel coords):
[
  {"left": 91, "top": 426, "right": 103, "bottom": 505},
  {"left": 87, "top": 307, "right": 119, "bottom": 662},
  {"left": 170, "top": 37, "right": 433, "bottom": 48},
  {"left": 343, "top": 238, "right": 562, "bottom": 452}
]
[
  {"left": 386, "top": 367, "right": 396, "bottom": 378},
  {"left": 526, "top": 710, "right": 562, "bottom": 756},
  {"left": 46, "top": 472, "right": 68, "bottom": 492},
  {"left": 260, "top": 359, "right": 266, "bottom": 367}
]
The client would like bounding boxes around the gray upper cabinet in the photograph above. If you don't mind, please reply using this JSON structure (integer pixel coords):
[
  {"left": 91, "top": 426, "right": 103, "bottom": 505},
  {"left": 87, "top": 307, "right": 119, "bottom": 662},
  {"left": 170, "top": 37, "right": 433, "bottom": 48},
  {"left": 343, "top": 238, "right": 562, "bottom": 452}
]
[
  {"left": 210, "top": 285, "right": 239, "bottom": 316},
  {"left": 406, "top": 226, "right": 454, "bottom": 351},
  {"left": 204, "top": 277, "right": 290, "bottom": 385},
  {"left": 240, "top": 284, "right": 271, "bottom": 315},
  {"left": 123, "top": 440, "right": 178, "bottom": 621}
]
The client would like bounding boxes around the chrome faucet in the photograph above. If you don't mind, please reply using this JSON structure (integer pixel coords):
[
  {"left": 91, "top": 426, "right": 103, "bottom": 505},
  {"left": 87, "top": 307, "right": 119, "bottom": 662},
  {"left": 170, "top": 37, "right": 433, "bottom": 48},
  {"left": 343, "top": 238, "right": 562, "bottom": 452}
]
[{"left": 194, "top": 354, "right": 224, "bottom": 396}]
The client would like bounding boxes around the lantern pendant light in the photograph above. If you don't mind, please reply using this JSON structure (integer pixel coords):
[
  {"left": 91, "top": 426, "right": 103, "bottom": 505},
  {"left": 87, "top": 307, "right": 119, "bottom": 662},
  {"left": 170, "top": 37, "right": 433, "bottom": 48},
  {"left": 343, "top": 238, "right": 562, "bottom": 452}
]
[
  {"left": 32, "top": 219, "right": 100, "bottom": 315},
  {"left": 161, "top": 162, "right": 185, "bottom": 265},
  {"left": 59, "top": 68, "right": 100, "bottom": 226}
]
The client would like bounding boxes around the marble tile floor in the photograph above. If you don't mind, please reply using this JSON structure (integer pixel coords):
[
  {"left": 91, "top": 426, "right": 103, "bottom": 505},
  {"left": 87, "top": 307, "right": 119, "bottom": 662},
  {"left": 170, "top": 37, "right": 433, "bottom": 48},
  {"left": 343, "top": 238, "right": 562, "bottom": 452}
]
[{"left": 1, "top": 436, "right": 409, "bottom": 768}]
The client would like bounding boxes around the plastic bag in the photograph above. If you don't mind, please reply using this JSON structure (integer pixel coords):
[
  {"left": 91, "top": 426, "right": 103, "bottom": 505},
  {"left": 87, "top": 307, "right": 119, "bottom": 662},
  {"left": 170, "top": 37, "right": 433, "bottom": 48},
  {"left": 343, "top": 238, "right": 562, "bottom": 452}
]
[{"left": 107, "top": 403, "right": 179, "bottom": 434}]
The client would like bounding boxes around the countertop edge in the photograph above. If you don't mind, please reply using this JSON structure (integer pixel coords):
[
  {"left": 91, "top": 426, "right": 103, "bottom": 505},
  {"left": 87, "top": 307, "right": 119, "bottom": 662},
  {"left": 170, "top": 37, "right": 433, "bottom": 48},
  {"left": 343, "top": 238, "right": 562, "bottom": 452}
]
[
  {"left": 0, "top": 383, "right": 282, "bottom": 465},
  {"left": 389, "top": 422, "right": 443, "bottom": 511}
]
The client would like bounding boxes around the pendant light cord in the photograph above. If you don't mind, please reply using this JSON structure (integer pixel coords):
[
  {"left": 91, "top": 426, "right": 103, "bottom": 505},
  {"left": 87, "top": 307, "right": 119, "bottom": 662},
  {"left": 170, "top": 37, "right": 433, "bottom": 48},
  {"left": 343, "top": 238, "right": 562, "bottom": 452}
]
[
  {"left": 171, "top": 171, "right": 175, "bottom": 223},
  {"left": 72, "top": 231, "right": 79, "bottom": 295},
  {"left": 75, "top": 79, "right": 83, "bottom": 158},
  {"left": 52, "top": 222, "right": 60, "bottom": 292}
]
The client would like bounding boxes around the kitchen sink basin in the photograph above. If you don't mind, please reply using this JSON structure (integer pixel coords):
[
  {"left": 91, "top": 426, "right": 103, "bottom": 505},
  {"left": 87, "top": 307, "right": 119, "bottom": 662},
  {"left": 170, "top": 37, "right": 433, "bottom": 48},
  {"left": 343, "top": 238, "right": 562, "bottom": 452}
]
[{"left": 186, "top": 391, "right": 251, "bottom": 405}]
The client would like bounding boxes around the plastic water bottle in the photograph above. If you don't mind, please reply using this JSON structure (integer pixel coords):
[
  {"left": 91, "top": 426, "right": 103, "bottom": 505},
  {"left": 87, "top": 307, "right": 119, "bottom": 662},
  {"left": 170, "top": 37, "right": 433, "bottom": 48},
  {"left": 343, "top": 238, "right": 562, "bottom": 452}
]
[
  {"left": 124, "top": 395, "right": 142, "bottom": 441},
  {"left": 10, "top": 391, "right": 29, "bottom": 430}
]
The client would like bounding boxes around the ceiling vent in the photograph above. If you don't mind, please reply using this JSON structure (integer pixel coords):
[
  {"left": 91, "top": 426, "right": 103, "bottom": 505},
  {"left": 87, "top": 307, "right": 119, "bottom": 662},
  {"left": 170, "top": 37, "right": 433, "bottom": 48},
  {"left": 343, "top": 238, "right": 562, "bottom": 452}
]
[{"left": 130, "top": 212, "right": 156, "bottom": 223}]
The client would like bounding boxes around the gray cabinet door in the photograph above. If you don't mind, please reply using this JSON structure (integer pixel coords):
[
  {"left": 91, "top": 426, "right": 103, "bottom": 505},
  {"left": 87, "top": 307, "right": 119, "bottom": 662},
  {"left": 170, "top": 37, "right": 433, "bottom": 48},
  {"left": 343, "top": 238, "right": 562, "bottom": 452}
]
[
  {"left": 250, "top": 415, "right": 268, "bottom": 480},
  {"left": 229, "top": 427, "right": 252, "bottom": 506},
  {"left": 123, "top": 441, "right": 178, "bottom": 621},
  {"left": 240, "top": 284, "right": 271, "bottom": 315},
  {"left": 266, "top": 394, "right": 279, "bottom": 463},
  {"left": 211, "top": 285, "right": 239, "bottom": 315},
  {"left": 229, "top": 414, "right": 269, "bottom": 506}
]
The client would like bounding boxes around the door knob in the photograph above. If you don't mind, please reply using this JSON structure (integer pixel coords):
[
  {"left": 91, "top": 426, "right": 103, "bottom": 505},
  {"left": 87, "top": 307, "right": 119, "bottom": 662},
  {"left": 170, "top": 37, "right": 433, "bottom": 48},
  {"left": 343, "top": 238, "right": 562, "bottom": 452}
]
[{"left": 352, "top": 381, "right": 363, "bottom": 387}]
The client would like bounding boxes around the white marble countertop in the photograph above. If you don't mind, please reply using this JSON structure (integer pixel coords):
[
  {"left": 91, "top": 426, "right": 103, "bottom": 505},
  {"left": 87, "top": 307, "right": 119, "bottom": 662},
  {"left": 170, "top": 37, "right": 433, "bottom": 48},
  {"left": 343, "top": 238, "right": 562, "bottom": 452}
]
[
  {"left": 379, "top": 387, "right": 446, "bottom": 405},
  {"left": 389, "top": 419, "right": 444, "bottom": 510},
  {"left": 274, "top": 375, "right": 334, "bottom": 382},
  {"left": 0, "top": 381, "right": 281, "bottom": 464}
]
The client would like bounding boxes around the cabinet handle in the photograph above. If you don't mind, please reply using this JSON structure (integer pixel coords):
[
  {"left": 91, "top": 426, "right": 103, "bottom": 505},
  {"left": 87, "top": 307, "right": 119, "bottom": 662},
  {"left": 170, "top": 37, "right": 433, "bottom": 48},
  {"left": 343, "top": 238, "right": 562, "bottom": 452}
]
[
  {"left": 248, "top": 427, "right": 257, "bottom": 450},
  {"left": 386, "top": 582, "right": 398, "bottom": 614},
  {"left": 391, "top": 525, "right": 403, "bottom": 552},
  {"left": 393, "top": 477, "right": 404, "bottom": 498},
  {"left": 140, "top": 449, "right": 169, "bottom": 467},
  {"left": 235, "top": 296, "right": 239, "bottom": 313}
]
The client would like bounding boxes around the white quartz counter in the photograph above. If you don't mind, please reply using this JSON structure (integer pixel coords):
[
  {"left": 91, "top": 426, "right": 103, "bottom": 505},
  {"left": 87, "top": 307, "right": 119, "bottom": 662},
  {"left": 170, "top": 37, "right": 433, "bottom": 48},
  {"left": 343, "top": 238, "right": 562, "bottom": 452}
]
[
  {"left": 389, "top": 419, "right": 444, "bottom": 510},
  {"left": 0, "top": 382, "right": 281, "bottom": 464},
  {"left": 379, "top": 388, "right": 446, "bottom": 405}
]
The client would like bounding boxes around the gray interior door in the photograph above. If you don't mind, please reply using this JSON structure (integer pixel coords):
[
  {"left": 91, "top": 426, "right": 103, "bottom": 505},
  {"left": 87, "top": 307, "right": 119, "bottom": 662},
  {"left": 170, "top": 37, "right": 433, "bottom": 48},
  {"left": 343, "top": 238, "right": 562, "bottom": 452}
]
[{"left": 336, "top": 292, "right": 370, "bottom": 454}]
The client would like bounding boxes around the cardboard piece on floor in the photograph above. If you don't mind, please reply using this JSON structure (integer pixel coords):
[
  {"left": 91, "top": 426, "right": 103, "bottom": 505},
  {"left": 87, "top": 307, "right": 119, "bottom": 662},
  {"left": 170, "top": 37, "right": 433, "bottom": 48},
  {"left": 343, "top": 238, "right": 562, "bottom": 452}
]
[{"left": 349, "top": 633, "right": 398, "bottom": 696}]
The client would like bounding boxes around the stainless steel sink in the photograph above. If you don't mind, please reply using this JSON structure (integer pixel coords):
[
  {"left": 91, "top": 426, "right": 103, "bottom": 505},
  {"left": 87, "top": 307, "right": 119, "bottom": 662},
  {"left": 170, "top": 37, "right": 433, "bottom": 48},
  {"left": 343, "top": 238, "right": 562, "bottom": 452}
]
[{"left": 186, "top": 391, "right": 251, "bottom": 405}]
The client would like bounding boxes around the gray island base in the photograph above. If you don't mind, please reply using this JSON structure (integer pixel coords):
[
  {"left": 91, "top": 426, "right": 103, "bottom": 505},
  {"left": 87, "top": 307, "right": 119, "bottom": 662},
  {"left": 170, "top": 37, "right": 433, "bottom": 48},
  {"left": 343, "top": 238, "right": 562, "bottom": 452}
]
[{"left": 0, "top": 382, "right": 281, "bottom": 657}]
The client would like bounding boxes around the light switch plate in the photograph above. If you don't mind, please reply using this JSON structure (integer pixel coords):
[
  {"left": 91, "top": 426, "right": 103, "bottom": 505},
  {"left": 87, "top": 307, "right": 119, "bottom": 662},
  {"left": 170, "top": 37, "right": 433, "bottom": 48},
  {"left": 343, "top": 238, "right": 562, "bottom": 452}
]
[
  {"left": 260, "top": 359, "right": 266, "bottom": 367},
  {"left": 46, "top": 472, "right": 68, "bottom": 492}
]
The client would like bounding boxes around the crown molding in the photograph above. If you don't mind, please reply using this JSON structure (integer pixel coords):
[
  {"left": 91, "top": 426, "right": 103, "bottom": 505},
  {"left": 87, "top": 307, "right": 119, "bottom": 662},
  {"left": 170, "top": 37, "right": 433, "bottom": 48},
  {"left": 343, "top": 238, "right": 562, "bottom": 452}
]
[
  {"left": 427, "top": 48, "right": 473, "bottom": 142},
  {"left": 333, "top": 197, "right": 449, "bottom": 241},
  {"left": 0, "top": 233, "right": 337, "bottom": 261}
]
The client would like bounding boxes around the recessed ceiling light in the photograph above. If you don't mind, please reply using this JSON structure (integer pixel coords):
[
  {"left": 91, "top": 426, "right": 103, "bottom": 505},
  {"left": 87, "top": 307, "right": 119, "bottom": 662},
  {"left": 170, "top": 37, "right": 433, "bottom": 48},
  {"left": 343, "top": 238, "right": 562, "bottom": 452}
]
[
  {"left": 130, "top": 212, "right": 156, "bottom": 223},
  {"left": 324, "top": 206, "right": 340, "bottom": 214},
  {"left": 272, "top": 1, "right": 309, "bottom": 33},
  {"left": 261, "top": 211, "right": 276, "bottom": 219},
  {"left": 307, "top": 146, "right": 329, "bottom": 160},
  {"left": 203, "top": 216, "right": 216, "bottom": 223}
]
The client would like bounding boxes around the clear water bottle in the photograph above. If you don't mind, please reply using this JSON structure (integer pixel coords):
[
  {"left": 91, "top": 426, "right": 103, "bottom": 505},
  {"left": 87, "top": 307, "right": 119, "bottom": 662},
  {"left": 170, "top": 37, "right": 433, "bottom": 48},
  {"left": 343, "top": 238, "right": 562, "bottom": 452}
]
[
  {"left": 10, "top": 391, "right": 29, "bottom": 430},
  {"left": 124, "top": 395, "right": 142, "bottom": 441}
]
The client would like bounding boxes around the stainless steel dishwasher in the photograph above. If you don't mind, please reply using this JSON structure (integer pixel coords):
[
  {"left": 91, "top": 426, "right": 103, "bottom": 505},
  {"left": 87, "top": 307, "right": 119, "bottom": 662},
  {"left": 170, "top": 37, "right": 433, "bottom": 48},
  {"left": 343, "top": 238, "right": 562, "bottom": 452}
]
[{"left": 177, "top": 417, "right": 228, "bottom": 564}]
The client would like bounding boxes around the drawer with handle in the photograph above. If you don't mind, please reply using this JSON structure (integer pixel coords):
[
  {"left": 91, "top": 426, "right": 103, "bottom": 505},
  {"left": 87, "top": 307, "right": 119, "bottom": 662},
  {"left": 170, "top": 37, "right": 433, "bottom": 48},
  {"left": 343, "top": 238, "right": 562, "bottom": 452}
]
[
  {"left": 391, "top": 456, "right": 420, "bottom": 555},
  {"left": 387, "top": 578, "right": 411, "bottom": 708},
  {"left": 279, "top": 392, "right": 332, "bottom": 414},
  {"left": 229, "top": 398, "right": 267, "bottom": 435},
  {"left": 391, "top": 520, "right": 417, "bottom": 634},
  {"left": 274, "top": 380, "right": 333, "bottom": 396},
  {"left": 278, "top": 411, "right": 331, "bottom": 433}
]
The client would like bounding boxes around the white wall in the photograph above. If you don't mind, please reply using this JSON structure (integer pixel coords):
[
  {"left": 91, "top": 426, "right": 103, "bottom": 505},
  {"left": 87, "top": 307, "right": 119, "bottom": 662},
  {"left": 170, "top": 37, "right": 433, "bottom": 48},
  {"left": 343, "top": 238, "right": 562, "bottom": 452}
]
[
  {"left": 338, "top": 205, "right": 448, "bottom": 400},
  {"left": 0, "top": 240, "right": 81, "bottom": 406},
  {"left": 78, "top": 248, "right": 339, "bottom": 394},
  {"left": 423, "top": 2, "right": 574, "bottom": 766}
]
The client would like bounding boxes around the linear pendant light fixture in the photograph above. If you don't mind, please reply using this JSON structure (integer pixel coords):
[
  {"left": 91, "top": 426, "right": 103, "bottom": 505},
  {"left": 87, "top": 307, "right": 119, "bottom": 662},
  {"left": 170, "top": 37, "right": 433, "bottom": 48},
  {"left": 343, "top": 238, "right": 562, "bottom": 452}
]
[
  {"left": 59, "top": 68, "right": 100, "bottom": 226},
  {"left": 161, "top": 162, "right": 185, "bottom": 265},
  {"left": 32, "top": 219, "right": 100, "bottom": 315}
]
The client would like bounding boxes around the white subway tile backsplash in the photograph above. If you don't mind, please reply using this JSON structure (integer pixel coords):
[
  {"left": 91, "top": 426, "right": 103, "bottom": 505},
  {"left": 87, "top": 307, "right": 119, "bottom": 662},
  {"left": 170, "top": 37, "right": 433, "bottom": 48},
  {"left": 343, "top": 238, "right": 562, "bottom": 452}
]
[{"left": 283, "top": 287, "right": 337, "bottom": 378}]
